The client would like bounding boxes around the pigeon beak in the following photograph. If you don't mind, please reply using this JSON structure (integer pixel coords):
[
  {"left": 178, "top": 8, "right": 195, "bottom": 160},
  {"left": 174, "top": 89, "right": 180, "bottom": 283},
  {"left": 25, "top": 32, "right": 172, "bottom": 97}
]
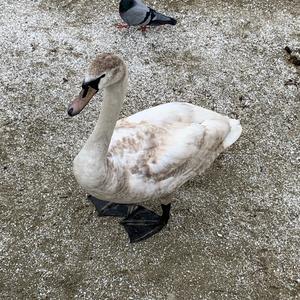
[{"left": 67, "top": 86, "right": 98, "bottom": 117}]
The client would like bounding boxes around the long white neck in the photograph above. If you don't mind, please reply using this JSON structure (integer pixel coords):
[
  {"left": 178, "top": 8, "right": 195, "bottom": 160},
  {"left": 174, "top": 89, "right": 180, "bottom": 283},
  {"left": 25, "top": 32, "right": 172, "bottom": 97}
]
[{"left": 83, "top": 71, "right": 128, "bottom": 169}]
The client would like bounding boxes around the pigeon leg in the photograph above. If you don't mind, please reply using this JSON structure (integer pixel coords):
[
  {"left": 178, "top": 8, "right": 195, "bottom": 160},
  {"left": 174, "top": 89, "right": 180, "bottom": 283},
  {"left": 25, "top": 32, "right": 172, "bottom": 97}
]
[
  {"left": 120, "top": 204, "right": 171, "bottom": 243},
  {"left": 88, "top": 195, "right": 136, "bottom": 218},
  {"left": 115, "top": 23, "right": 129, "bottom": 29},
  {"left": 138, "top": 25, "right": 149, "bottom": 32}
]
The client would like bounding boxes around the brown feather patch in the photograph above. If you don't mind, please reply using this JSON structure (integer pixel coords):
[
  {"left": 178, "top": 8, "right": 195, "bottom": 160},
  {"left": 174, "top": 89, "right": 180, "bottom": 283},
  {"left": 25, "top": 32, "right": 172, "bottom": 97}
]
[{"left": 88, "top": 53, "right": 124, "bottom": 77}]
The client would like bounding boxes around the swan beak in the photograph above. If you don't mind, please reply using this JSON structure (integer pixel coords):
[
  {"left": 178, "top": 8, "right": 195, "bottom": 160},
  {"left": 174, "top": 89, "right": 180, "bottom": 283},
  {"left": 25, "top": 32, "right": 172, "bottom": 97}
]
[{"left": 67, "top": 87, "right": 98, "bottom": 117}]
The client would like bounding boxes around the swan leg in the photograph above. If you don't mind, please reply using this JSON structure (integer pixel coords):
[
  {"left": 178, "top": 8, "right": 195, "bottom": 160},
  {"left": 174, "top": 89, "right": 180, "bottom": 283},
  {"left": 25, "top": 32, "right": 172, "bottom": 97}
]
[
  {"left": 120, "top": 204, "right": 171, "bottom": 243},
  {"left": 88, "top": 195, "right": 136, "bottom": 217}
]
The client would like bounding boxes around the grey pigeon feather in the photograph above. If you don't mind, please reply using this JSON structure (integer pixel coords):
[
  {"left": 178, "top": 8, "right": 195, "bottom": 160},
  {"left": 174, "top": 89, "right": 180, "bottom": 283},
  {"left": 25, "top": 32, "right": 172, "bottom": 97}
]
[{"left": 119, "top": 0, "right": 177, "bottom": 27}]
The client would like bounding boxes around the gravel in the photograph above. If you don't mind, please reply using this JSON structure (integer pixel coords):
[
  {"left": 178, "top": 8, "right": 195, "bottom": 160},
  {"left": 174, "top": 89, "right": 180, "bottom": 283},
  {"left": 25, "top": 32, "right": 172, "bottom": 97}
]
[{"left": 0, "top": 0, "right": 299, "bottom": 299}]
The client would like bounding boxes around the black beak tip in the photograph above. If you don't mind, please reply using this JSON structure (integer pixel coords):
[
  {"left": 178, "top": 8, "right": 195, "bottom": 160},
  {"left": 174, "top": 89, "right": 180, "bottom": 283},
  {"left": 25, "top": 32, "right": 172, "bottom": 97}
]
[{"left": 67, "top": 107, "right": 74, "bottom": 116}]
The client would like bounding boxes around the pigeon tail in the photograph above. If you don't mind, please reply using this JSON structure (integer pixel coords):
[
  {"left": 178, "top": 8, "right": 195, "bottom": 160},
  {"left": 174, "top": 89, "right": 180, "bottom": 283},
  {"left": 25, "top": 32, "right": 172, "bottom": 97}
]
[
  {"left": 168, "top": 17, "right": 177, "bottom": 26},
  {"left": 148, "top": 9, "right": 177, "bottom": 26},
  {"left": 150, "top": 17, "right": 177, "bottom": 26}
]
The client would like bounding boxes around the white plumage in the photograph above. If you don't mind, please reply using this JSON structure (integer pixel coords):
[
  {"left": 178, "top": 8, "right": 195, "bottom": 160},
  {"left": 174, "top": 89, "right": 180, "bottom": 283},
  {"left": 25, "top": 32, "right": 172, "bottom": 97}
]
[
  {"left": 72, "top": 99, "right": 241, "bottom": 203},
  {"left": 67, "top": 53, "right": 242, "bottom": 242}
]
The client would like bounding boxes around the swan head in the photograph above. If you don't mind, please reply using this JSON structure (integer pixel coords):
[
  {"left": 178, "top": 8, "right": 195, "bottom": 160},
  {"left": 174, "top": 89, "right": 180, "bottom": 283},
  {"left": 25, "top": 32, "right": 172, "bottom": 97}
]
[{"left": 67, "top": 53, "right": 126, "bottom": 117}]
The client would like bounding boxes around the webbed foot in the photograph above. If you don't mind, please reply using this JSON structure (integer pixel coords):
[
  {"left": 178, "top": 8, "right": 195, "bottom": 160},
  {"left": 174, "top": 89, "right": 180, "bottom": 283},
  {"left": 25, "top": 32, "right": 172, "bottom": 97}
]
[
  {"left": 120, "top": 204, "right": 171, "bottom": 243},
  {"left": 88, "top": 195, "right": 135, "bottom": 218}
]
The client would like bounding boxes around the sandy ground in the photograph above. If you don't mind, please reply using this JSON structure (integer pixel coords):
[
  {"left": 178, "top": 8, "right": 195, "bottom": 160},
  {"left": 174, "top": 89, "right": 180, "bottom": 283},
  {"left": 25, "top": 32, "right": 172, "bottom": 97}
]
[{"left": 0, "top": 0, "right": 299, "bottom": 299}]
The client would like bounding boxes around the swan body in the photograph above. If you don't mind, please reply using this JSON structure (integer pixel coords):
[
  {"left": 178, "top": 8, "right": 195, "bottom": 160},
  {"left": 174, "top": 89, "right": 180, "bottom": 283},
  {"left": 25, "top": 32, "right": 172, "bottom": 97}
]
[
  {"left": 68, "top": 53, "right": 242, "bottom": 242},
  {"left": 73, "top": 102, "right": 241, "bottom": 203}
]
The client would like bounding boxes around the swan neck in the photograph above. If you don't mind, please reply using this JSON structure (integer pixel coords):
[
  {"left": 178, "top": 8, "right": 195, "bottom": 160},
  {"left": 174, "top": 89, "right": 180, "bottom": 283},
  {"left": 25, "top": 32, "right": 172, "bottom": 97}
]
[{"left": 85, "top": 74, "right": 127, "bottom": 161}]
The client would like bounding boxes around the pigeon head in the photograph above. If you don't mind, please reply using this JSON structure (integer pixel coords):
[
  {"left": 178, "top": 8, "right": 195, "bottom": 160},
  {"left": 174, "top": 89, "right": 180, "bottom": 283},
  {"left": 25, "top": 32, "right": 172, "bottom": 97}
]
[{"left": 119, "top": 0, "right": 135, "bottom": 13}]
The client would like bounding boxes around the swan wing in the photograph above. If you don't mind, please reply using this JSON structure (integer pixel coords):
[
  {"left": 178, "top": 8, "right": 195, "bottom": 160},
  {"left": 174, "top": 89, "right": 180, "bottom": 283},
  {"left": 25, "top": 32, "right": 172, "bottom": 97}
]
[
  {"left": 124, "top": 102, "right": 225, "bottom": 126},
  {"left": 110, "top": 117, "right": 234, "bottom": 181},
  {"left": 106, "top": 103, "right": 242, "bottom": 200}
]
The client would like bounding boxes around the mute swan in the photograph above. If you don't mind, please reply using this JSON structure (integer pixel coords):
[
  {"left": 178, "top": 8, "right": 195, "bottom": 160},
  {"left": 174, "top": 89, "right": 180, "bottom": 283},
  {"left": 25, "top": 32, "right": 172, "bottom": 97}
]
[{"left": 67, "top": 53, "right": 242, "bottom": 243}]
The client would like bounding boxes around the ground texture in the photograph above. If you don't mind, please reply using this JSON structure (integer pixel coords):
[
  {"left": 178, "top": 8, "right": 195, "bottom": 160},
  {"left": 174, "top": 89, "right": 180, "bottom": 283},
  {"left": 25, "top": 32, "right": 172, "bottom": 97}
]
[{"left": 0, "top": 0, "right": 299, "bottom": 299}]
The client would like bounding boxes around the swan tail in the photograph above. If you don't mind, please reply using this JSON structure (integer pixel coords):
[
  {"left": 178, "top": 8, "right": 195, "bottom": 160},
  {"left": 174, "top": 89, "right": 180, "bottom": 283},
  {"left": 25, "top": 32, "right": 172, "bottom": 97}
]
[{"left": 223, "top": 119, "right": 242, "bottom": 149}]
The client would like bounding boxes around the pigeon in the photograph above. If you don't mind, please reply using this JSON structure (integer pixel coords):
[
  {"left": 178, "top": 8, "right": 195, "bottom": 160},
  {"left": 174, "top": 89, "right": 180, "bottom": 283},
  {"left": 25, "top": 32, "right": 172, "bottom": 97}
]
[{"left": 118, "top": 0, "right": 177, "bottom": 29}]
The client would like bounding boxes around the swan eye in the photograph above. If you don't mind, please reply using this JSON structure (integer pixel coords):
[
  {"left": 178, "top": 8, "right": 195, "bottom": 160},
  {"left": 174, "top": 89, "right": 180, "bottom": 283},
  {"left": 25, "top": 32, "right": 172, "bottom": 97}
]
[
  {"left": 88, "top": 77, "right": 101, "bottom": 91},
  {"left": 81, "top": 82, "right": 89, "bottom": 98},
  {"left": 81, "top": 74, "right": 105, "bottom": 97},
  {"left": 88, "top": 74, "right": 105, "bottom": 89},
  {"left": 82, "top": 82, "right": 88, "bottom": 90}
]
